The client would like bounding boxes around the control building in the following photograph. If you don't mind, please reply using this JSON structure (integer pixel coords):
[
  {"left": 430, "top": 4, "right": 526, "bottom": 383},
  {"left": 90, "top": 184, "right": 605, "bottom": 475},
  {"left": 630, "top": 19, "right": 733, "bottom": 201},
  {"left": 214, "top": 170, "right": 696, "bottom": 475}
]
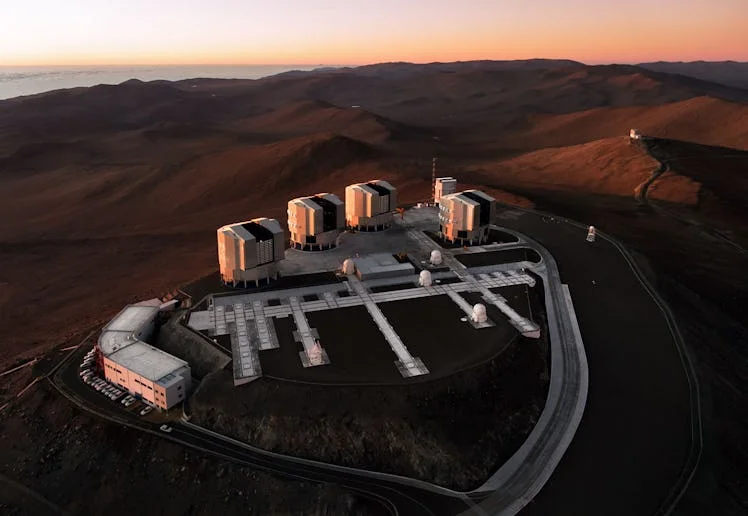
[
  {"left": 217, "top": 217, "right": 285, "bottom": 287},
  {"left": 434, "top": 177, "right": 457, "bottom": 205},
  {"left": 438, "top": 189, "right": 496, "bottom": 244},
  {"left": 345, "top": 180, "right": 397, "bottom": 231},
  {"left": 287, "top": 193, "right": 345, "bottom": 251},
  {"left": 97, "top": 302, "right": 191, "bottom": 410}
]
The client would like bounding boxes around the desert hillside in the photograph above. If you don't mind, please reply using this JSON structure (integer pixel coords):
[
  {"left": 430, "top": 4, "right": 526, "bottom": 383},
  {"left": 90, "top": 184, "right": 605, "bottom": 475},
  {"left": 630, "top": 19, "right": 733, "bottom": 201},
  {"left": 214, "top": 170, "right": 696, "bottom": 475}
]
[
  {"left": 515, "top": 96, "right": 748, "bottom": 150},
  {"left": 464, "top": 137, "right": 659, "bottom": 196},
  {"left": 1, "top": 60, "right": 747, "bottom": 363}
]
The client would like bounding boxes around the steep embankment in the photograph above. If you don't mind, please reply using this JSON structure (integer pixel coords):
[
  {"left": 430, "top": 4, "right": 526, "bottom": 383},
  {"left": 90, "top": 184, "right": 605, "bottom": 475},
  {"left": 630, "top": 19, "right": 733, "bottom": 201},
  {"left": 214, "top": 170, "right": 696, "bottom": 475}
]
[
  {"left": 466, "top": 137, "right": 660, "bottom": 197},
  {"left": 639, "top": 137, "right": 748, "bottom": 252}
]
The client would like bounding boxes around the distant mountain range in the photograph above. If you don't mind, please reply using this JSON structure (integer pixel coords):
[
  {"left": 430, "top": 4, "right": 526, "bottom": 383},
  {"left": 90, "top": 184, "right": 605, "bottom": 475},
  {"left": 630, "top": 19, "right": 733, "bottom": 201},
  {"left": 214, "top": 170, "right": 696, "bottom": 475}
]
[
  {"left": 636, "top": 61, "right": 748, "bottom": 89},
  {"left": 274, "top": 60, "right": 748, "bottom": 90}
]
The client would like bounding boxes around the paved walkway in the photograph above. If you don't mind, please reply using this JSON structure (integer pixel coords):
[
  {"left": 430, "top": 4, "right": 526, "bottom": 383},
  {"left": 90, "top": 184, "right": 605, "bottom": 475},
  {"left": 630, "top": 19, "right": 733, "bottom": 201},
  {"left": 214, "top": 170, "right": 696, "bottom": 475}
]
[{"left": 347, "top": 275, "right": 429, "bottom": 377}]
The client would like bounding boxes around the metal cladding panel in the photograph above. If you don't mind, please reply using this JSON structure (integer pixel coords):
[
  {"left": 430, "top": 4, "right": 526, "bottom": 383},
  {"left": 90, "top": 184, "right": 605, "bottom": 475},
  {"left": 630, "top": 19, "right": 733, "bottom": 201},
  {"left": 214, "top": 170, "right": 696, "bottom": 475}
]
[
  {"left": 217, "top": 230, "right": 240, "bottom": 281},
  {"left": 346, "top": 185, "right": 372, "bottom": 223},
  {"left": 273, "top": 230, "right": 285, "bottom": 261},
  {"left": 336, "top": 202, "right": 345, "bottom": 229},
  {"left": 257, "top": 239, "right": 274, "bottom": 265},
  {"left": 345, "top": 186, "right": 356, "bottom": 221},
  {"left": 466, "top": 203, "right": 478, "bottom": 231},
  {"left": 312, "top": 205, "right": 323, "bottom": 235},
  {"left": 288, "top": 201, "right": 314, "bottom": 241},
  {"left": 364, "top": 189, "right": 374, "bottom": 217},
  {"left": 242, "top": 236, "right": 258, "bottom": 270}
]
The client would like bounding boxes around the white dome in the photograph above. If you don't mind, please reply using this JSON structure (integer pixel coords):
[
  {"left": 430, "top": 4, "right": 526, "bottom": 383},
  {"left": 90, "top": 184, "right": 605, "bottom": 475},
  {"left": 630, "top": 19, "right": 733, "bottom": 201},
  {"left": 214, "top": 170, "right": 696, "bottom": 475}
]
[
  {"left": 430, "top": 250, "right": 443, "bottom": 265},
  {"left": 418, "top": 270, "right": 433, "bottom": 287},
  {"left": 342, "top": 258, "right": 355, "bottom": 275},
  {"left": 471, "top": 303, "right": 487, "bottom": 323}
]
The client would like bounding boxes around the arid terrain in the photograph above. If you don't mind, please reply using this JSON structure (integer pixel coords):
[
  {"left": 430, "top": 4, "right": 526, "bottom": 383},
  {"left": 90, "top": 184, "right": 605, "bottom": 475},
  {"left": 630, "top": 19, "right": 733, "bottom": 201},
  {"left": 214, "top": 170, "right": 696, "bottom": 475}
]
[{"left": 1, "top": 60, "right": 747, "bottom": 514}]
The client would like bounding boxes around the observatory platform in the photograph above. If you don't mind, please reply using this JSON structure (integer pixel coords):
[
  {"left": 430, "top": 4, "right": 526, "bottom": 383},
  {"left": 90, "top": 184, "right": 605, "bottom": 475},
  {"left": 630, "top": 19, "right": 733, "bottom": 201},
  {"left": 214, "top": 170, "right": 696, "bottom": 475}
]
[{"left": 189, "top": 205, "right": 546, "bottom": 385}]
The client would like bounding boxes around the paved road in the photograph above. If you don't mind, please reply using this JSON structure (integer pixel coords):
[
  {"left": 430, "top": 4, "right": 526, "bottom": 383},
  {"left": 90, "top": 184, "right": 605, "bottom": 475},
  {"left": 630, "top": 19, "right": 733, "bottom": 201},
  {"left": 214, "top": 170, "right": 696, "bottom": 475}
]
[
  {"left": 496, "top": 208, "right": 695, "bottom": 516},
  {"left": 51, "top": 343, "right": 472, "bottom": 516}
]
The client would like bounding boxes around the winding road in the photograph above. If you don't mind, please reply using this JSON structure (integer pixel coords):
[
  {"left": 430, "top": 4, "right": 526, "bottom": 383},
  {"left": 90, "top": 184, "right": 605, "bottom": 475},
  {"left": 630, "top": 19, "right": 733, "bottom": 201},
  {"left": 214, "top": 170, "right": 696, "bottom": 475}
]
[{"left": 634, "top": 137, "right": 748, "bottom": 256}]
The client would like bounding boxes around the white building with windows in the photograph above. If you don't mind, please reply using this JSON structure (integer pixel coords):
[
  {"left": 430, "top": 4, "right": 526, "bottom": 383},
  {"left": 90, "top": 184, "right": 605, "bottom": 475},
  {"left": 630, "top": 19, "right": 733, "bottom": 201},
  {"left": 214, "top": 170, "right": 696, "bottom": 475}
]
[
  {"left": 439, "top": 189, "right": 496, "bottom": 244},
  {"left": 287, "top": 193, "right": 345, "bottom": 251},
  {"left": 97, "top": 302, "right": 191, "bottom": 410},
  {"left": 345, "top": 180, "right": 397, "bottom": 231},
  {"left": 217, "top": 217, "right": 285, "bottom": 287}
]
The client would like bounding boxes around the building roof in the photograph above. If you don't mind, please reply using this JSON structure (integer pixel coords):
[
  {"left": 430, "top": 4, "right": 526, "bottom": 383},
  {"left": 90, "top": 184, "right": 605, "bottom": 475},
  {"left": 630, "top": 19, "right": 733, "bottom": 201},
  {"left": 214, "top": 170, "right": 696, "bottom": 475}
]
[
  {"left": 442, "top": 192, "right": 480, "bottom": 206},
  {"left": 462, "top": 189, "right": 495, "bottom": 202},
  {"left": 240, "top": 221, "right": 275, "bottom": 241},
  {"left": 103, "top": 305, "right": 159, "bottom": 334},
  {"left": 219, "top": 218, "right": 283, "bottom": 242},
  {"left": 290, "top": 197, "right": 322, "bottom": 211},
  {"left": 107, "top": 340, "right": 188, "bottom": 383},
  {"left": 315, "top": 193, "right": 344, "bottom": 205},
  {"left": 366, "top": 180, "right": 395, "bottom": 196},
  {"left": 99, "top": 305, "right": 159, "bottom": 355},
  {"left": 348, "top": 180, "right": 395, "bottom": 196}
]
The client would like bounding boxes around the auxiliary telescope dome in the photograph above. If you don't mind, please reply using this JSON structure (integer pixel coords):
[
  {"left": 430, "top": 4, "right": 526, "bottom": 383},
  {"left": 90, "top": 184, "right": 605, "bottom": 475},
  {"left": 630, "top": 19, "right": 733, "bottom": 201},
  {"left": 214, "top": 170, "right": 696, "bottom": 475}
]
[
  {"left": 419, "top": 270, "right": 433, "bottom": 287},
  {"left": 341, "top": 258, "right": 356, "bottom": 275},
  {"left": 471, "top": 303, "right": 487, "bottom": 323}
]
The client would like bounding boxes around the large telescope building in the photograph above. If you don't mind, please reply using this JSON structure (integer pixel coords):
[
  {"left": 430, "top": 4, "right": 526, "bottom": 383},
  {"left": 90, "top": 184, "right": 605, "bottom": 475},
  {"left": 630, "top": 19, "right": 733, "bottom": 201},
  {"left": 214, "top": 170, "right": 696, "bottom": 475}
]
[
  {"left": 217, "top": 217, "right": 285, "bottom": 287},
  {"left": 287, "top": 193, "right": 345, "bottom": 251},
  {"left": 345, "top": 180, "right": 397, "bottom": 231},
  {"left": 438, "top": 190, "right": 496, "bottom": 244},
  {"left": 434, "top": 177, "right": 457, "bottom": 205}
]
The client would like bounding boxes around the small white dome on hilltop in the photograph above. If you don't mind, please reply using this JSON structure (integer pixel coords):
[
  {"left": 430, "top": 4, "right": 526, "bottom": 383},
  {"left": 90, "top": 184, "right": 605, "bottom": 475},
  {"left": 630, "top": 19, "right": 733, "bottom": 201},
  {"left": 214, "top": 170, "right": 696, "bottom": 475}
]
[{"left": 430, "top": 250, "right": 443, "bottom": 265}]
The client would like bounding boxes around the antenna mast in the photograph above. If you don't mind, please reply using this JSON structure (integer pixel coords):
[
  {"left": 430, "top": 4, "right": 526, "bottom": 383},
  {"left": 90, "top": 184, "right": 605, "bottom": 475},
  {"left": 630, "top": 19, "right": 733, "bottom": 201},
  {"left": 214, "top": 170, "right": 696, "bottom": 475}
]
[{"left": 431, "top": 156, "right": 438, "bottom": 204}]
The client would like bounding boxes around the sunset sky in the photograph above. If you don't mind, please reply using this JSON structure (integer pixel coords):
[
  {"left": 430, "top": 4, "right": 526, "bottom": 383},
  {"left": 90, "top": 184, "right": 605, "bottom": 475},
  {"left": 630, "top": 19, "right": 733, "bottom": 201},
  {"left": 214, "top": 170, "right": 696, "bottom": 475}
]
[{"left": 2, "top": 0, "right": 746, "bottom": 66}]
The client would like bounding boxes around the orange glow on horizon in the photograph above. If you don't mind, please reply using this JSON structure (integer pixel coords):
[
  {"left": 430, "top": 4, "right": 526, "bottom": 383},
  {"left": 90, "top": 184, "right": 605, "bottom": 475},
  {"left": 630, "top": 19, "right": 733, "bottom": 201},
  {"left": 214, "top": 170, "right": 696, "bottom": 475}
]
[{"left": 2, "top": 1, "right": 746, "bottom": 68}]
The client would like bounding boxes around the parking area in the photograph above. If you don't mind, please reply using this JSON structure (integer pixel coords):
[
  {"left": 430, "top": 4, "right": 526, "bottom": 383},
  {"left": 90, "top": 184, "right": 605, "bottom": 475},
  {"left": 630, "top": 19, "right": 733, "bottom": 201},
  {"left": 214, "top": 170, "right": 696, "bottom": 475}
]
[{"left": 73, "top": 346, "right": 164, "bottom": 421}]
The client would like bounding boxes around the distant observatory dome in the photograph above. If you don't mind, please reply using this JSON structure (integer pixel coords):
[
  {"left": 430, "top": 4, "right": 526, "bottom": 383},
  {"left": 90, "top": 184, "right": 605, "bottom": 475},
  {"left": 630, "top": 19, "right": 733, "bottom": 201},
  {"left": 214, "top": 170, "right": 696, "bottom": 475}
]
[
  {"left": 419, "top": 270, "right": 433, "bottom": 287},
  {"left": 430, "top": 250, "right": 443, "bottom": 266},
  {"left": 586, "top": 225, "right": 596, "bottom": 243},
  {"left": 471, "top": 304, "right": 487, "bottom": 323},
  {"left": 341, "top": 258, "right": 355, "bottom": 275},
  {"left": 630, "top": 128, "right": 641, "bottom": 140}
]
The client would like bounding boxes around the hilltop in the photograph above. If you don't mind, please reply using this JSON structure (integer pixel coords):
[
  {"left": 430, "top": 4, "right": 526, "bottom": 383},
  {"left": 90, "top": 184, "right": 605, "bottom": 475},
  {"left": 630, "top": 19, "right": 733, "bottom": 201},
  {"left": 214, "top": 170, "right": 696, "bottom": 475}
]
[{"left": 1, "top": 57, "right": 748, "bottom": 516}]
